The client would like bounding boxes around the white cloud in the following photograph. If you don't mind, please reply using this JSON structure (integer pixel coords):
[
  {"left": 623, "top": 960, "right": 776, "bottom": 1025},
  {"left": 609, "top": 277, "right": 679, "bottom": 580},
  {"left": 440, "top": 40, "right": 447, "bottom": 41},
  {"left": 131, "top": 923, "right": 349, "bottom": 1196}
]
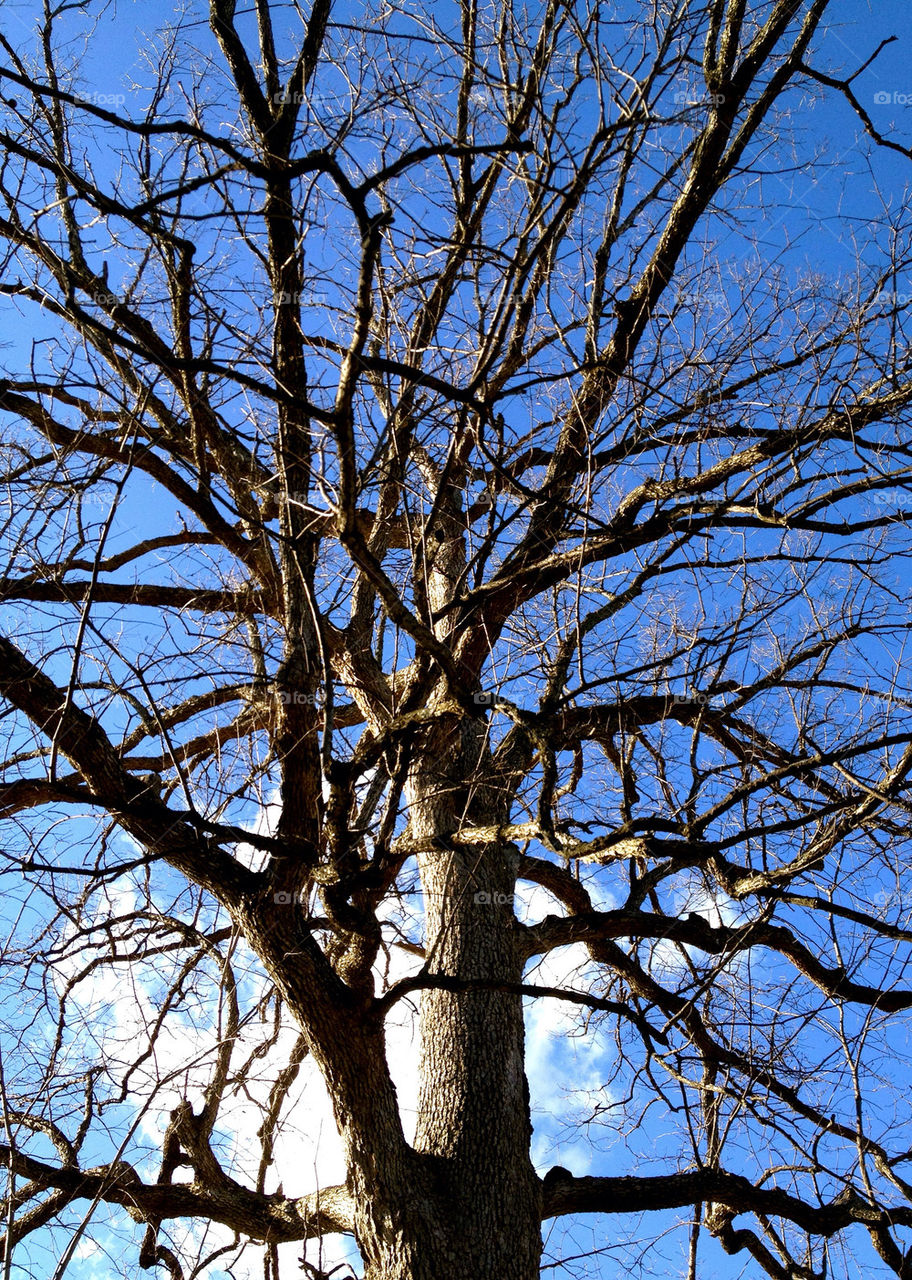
[
  {"left": 524, "top": 944, "right": 619, "bottom": 1176},
  {"left": 52, "top": 826, "right": 635, "bottom": 1276}
]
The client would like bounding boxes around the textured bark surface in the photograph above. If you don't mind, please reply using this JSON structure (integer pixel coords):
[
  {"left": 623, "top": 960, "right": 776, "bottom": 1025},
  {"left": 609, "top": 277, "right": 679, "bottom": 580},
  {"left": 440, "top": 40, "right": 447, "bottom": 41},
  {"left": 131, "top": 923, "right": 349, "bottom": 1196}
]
[{"left": 401, "top": 721, "right": 542, "bottom": 1279}]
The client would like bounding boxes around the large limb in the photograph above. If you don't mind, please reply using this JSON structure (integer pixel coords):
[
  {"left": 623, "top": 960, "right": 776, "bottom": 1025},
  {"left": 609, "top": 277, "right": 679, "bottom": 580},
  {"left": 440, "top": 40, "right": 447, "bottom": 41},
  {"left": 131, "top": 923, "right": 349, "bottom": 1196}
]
[
  {"left": 0, "top": 1142, "right": 354, "bottom": 1248},
  {"left": 540, "top": 1168, "right": 912, "bottom": 1279}
]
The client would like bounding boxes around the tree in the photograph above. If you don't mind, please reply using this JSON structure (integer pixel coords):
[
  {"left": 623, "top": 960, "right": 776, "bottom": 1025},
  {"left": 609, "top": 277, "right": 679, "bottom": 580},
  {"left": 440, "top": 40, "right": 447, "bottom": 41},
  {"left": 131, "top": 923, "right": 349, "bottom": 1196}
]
[{"left": 2, "top": 0, "right": 912, "bottom": 1276}]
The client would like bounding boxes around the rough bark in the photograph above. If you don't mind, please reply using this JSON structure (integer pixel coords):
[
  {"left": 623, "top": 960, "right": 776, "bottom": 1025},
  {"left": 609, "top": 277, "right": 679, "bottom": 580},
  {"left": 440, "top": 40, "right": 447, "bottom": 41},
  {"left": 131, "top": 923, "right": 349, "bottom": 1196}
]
[{"left": 400, "top": 717, "right": 542, "bottom": 1280}]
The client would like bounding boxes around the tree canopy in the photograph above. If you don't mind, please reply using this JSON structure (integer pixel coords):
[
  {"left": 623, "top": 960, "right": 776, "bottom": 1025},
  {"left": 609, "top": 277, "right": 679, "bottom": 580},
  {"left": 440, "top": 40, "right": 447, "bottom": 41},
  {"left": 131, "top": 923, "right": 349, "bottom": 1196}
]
[{"left": 3, "top": 1, "right": 912, "bottom": 1277}]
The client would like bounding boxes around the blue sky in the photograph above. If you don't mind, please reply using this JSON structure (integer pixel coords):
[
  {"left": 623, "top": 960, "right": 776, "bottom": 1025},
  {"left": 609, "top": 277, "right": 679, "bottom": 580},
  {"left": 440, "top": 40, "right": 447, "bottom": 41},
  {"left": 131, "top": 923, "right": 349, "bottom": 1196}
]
[{"left": 3, "top": 1, "right": 912, "bottom": 1278}]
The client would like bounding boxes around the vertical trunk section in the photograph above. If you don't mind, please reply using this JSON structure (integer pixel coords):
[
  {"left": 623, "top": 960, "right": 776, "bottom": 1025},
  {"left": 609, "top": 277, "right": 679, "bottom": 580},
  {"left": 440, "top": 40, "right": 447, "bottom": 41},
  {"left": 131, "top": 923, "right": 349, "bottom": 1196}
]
[
  {"left": 366, "top": 710, "right": 543, "bottom": 1280},
  {"left": 345, "top": 472, "right": 541, "bottom": 1275}
]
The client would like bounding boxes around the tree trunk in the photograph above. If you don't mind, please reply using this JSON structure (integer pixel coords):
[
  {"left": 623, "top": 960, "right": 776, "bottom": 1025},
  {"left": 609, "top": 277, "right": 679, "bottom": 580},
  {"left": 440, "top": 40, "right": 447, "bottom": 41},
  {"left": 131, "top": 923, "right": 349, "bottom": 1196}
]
[{"left": 352, "top": 713, "right": 543, "bottom": 1279}]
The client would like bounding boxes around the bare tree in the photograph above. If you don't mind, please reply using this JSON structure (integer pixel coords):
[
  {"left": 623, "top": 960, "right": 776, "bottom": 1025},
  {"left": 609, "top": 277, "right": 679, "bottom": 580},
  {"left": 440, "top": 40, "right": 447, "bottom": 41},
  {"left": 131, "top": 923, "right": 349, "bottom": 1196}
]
[{"left": 2, "top": 0, "right": 912, "bottom": 1277}]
